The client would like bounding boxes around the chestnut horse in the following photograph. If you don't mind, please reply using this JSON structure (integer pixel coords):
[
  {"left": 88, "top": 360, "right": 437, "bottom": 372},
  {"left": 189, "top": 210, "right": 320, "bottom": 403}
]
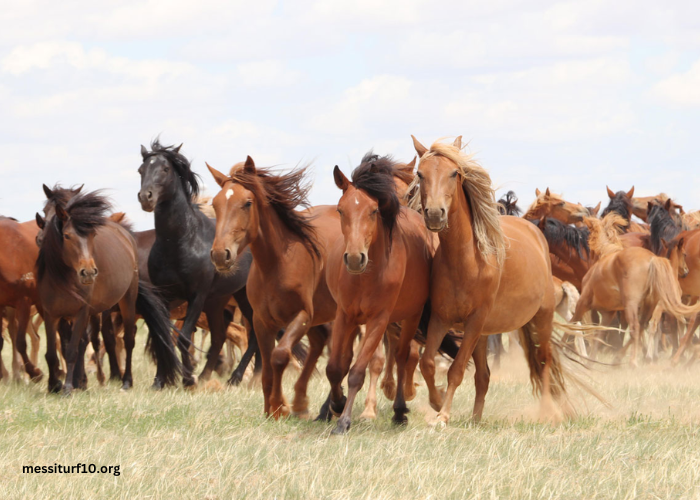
[
  {"left": 0, "top": 216, "right": 44, "bottom": 382},
  {"left": 208, "top": 157, "right": 338, "bottom": 418},
  {"left": 325, "top": 153, "right": 434, "bottom": 434},
  {"left": 412, "top": 135, "right": 586, "bottom": 425},
  {"left": 602, "top": 186, "right": 649, "bottom": 233},
  {"left": 523, "top": 188, "right": 589, "bottom": 223},
  {"left": 572, "top": 214, "right": 696, "bottom": 365},
  {"left": 35, "top": 191, "right": 180, "bottom": 393}
]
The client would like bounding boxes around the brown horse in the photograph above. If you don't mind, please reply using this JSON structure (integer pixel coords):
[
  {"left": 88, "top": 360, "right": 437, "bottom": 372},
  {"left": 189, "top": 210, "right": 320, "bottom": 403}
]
[
  {"left": 672, "top": 229, "right": 700, "bottom": 362},
  {"left": 602, "top": 186, "right": 649, "bottom": 233},
  {"left": 572, "top": 214, "right": 696, "bottom": 365},
  {"left": 325, "top": 153, "right": 434, "bottom": 434},
  {"left": 412, "top": 135, "right": 588, "bottom": 425},
  {"left": 523, "top": 188, "right": 589, "bottom": 224},
  {"left": 0, "top": 216, "right": 44, "bottom": 382},
  {"left": 35, "top": 190, "right": 180, "bottom": 394},
  {"left": 208, "top": 157, "right": 338, "bottom": 418}
]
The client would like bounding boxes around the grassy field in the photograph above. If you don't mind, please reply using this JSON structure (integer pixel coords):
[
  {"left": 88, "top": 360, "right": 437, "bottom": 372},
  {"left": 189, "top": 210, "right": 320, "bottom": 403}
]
[{"left": 2, "top": 327, "right": 700, "bottom": 500}]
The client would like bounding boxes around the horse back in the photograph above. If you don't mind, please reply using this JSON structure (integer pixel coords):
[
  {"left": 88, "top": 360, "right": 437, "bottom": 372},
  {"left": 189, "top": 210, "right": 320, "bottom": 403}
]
[
  {"left": 0, "top": 219, "right": 40, "bottom": 304},
  {"left": 89, "top": 221, "right": 138, "bottom": 312}
]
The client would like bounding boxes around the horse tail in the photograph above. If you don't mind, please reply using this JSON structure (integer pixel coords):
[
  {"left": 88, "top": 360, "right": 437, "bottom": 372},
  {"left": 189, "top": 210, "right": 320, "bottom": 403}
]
[
  {"left": 136, "top": 280, "right": 182, "bottom": 386},
  {"left": 519, "top": 320, "right": 608, "bottom": 412},
  {"left": 646, "top": 257, "right": 700, "bottom": 323}
]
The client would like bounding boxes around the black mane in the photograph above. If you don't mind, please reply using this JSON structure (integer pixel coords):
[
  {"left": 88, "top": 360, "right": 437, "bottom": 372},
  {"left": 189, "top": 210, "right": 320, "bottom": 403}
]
[
  {"left": 649, "top": 203, "right": 682, "bottom": 256},
  {"left": 531, "top": 217, "right": 590, "bottom": 259},
  {"left": 351, "top": 151, "right": 402, "bottom": 247},
  {"left": 36, "top": 191, "right": 112, "bottom": 287},
  {"left": 497, "top": 191, "right": 522, "bottom": 216},
  {"left": 145, "top": 140, "right": 201, "bottom": 202},
  {"left": 601, "top": 191, "right": 632, "bottom": 223}
]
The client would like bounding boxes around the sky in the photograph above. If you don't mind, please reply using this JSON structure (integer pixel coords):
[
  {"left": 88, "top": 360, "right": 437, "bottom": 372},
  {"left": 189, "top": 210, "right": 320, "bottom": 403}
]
[{"left": 1, "top": 0, "right": 699, "bottom": 229}]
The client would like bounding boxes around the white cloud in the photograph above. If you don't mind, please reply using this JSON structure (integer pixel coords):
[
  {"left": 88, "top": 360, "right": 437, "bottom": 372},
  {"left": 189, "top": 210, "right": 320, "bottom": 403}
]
[
  {"left": 652, "top": 59, "right": 700, "bottom": 106},
  {"left": 235, "top": 60, "right": 301, "bottom": 87}
]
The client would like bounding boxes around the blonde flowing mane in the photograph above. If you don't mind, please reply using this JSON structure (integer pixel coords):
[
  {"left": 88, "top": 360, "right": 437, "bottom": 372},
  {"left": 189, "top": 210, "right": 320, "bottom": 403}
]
[
  {"left": 524, "top": 190, "right": 566, "bottom": 219},
  {"left": 422, "top": 141, "right": 506, "bottom": 266},
  {"left": 584, "top": 214, "right": 627, "bottom": 261}
]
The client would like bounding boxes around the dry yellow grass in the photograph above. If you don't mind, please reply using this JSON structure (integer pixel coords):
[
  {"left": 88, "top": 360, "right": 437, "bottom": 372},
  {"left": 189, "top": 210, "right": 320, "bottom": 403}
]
[{"left": 2, "top": 327, "right": 700, "bottom": 499}]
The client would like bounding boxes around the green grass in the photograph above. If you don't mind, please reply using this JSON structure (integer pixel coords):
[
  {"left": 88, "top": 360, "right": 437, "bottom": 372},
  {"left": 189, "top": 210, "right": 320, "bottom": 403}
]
[{"left": 2, "top": 327, "right": 700, "bottom": 499}]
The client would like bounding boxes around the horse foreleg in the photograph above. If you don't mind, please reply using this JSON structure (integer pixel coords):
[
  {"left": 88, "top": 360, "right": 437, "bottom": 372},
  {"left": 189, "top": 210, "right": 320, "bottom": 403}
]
[
  {"left": 292, "top": 324, "right": 329, "bottom": 418},
  {"left": 672, "top": 311, "right": 700, "bottom": 365},
  {"left": 228, "top": 291, "right": 257, "bottom": 385},
  {"left": 404, "top": 340, "right": 420, "bottom": 402},
  {"left": 392, "top": 314, "right": 422, "bottom": 425},
  {"left": 88, "top": 315, "right": 105, "bottom": 385},
  {"left": 176, "top": 295, "right": 206, "bottom": 387},
  {"left": 325, "top": 314, "right": 358, "bottom": 422},
  {"left": 471, "top": 337, "right": 490, "bottom": 422},
  {"left": 200, "top": 298, "right": 231, "bottom": 383},
  {"left": 381, "top": 323, "right": 399, "bottom": 400},
  {"left": 44, "top": 317, "right": 62, "bottom": 393},
  {"left": 62, "top": 309, "right": 90, "bottom": 396},
  {"left": 101, "top": 311, "right": 121, "bottom": 381},
  {"left": 268, "top": 310, "right": 312, "bottom": 419},
  {"left": 419, "top": 315, "right": 450, "bottom": 413},
  {"left": 253, "top": 317, "right": 277, "bottom": 415},
  {"left": 333, "top": 315, "right": 389, "bottom": 435},
  {"left": 625, "top": 303, "right": 642, "bottom": 368},
  {"left": 360, "top": 337, "right": 385, "bottom": 420}
]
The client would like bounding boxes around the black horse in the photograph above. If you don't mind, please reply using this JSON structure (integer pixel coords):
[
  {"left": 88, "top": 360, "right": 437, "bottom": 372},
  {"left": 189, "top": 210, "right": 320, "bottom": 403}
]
[{"left": 137, "top": 140, "right": 258, "bottom": 388}]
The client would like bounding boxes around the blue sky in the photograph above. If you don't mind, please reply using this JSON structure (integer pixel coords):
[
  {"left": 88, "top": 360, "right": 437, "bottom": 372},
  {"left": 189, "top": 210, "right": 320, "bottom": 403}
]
[{"left": 1, "top": 0, "right": 699, "bottom": 229}]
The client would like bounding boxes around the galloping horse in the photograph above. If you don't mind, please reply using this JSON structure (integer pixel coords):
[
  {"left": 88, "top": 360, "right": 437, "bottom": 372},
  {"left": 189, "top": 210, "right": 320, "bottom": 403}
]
[
  {"left": 325, "top": 153, "right": 434, "bottom": 434},
  {"left": 412, "top": 135, "right": 583, "bottom": 425},
  {"left": 208, "top": 157, "right": 338, "bottom": 418},
  {"left": 0, "top": 216, "right": 44, "bottom": 382},
  {"left": 35, "top": 191, "right": 180, "bottom": 393},
  {"left": 137, "top": 140, "right": 256, "bottom": 388}
]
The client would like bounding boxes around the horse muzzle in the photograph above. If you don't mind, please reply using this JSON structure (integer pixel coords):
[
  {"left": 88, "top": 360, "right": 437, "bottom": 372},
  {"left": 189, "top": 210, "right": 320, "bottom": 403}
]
[
  {"left": 424, "top": 207, "right": 447, "bottom": 232},
  {"left": 138, "top": 190, "right": 157, "bottom": 212},
  {"left": 210, "top": 244, "right": 237, "bottom": 273},
  {"left": 79, "top": 267, "right": 98, "bottom": 285},
  {"left": 344, "top": 252, "right": 368, "bottom": 274}
]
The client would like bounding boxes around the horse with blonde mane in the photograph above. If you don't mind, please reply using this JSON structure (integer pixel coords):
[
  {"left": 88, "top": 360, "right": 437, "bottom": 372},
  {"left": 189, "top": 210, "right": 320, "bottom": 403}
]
[{"left": 412, "top": 135, "right": 587, "bottom": 424}]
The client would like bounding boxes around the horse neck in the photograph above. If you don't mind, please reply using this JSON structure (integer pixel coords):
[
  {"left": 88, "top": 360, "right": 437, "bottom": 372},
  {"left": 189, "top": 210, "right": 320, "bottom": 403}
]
[
  {"left": 550, "top": 242, "right": 590, "bottom": 276},
  {"left": 154, "top": 187, "right": 199, "bottom": 241},
  {"left": 249, "top": 201, "right": 298, "bottom": 268},
  {"left": 437, "top": 185, "right": 480, "bottom": 266},
  {"left": 367, "top": 217, "right": 391, "bottom": 267}
]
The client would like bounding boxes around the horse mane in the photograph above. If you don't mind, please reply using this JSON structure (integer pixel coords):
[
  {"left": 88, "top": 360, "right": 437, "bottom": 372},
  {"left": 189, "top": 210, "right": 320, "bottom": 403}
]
[
  {"left": 584, "top": 214, "right": 626, "bottom": 259},
  {"left": 601, "top": 191, "right": 632, "bottom": 223},
  {"left": 43, "top": 184, "right": 84, "bottom": 211},
  {"left": 145, "top": 139, "right": 201, "bottom": 202},
  {"left": 351, "top": 151, "right": 402, "bottom": 248},
  {"left": 498, "top": 191, "right": 522, "bottom": 216},
  {"left": 683, "top": 210, "right": 700, "bottom": 230},
  {"left": 423, "top": 141, "right": 506, "bottom": 266},
  {"left": 227, "top": 163, "right": 320, "bottom": 259},
  {"left": 36, "top": 191, "right": 112, "bottom": 288},
  {"left": 534, "top": 217, "right": 590, "bottom": 259},
  {"left": 0, "top": 215, "right": 18, "bottom": 222},
  {"left": 649, "top": 203, "right": 682, "bottom": 255}
]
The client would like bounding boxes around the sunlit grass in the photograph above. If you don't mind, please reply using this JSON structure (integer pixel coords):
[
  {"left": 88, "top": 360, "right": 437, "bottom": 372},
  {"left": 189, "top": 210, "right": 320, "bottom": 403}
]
[{"left": 2, "top": 326, "right": 700, "bottom": 499}]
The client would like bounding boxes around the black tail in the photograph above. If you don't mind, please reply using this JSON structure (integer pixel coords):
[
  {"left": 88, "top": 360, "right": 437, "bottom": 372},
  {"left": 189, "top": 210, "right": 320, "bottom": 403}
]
[
  {"left": 136, "top": 280, "right": 182, "bottom": 386},
  {"left": 414, "top": 300, "right": 461, "bottom": 359}
]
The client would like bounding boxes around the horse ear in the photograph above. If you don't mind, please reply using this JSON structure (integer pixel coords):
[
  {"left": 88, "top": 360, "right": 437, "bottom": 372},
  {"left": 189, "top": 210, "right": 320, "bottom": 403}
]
[
  {"left": 141, "top": 145, "right": 148, "bottom": 159},
  {"left": 75, "top": 184, "right": 84, "bottom": 194},
  {"left": 591, "top": 201, "right": 601, "bottom": 216},
  {"left": 535, "top": 188, "right": 541, "bottom": 197},
  {"left": 538, "top": 217, "right": 546, "bottom": 230},
  {"left": 43, "top": 184, "right": 53, "bottom": 199},
  {"left": 206, "top": 163, "right": 228, "bottom": 187},
  {"left": 664, "top": 198, "right": 673, "bottom": 211},
  {"left": 35, "top": 213, "right": 45, "bottom": 229},
  {"left": 333, "top": 166, "right": 350, "bottom": 192},
  {"left": 369, "top": 163, "right": 379, "bottom": 174},
  {"left": 405, "top": 156, "right": 417, "bottom": 171},
  {"left": 174, "top": 143, "right": 183, "bottom": 154},
  {"left": 55, "top": 204, "right": 68, "bottom": 222},
  {"left": 678, "top": 237, "right": 685, "bottom": 250},
  {"left": 453, "top": 136, "right": 462, "bottom": 149},
  {"left": 607, "top": 186, "right": 615, "bottom": 199},
  {"left": 626, "top": 186, "right": 635, "bottom": 198},
  {"left": 545, "top": 188, "right": 551, "bottom": 198},
  {"left": 244, "top": 156, "right": 256, "bottom": 174},
  {"left": 411, "top": 135, "right": 428, "bottom": 158}
]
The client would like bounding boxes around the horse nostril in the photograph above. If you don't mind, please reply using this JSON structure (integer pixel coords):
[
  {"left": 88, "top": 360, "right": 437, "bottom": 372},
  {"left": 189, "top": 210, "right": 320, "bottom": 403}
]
[
  {"left": 93, "top": 268, "right": 98, "bottom": 276},
  {"left": 440, "top": 208, "right": 446, "bottom": 218},
  {"left": 360, "top": 254, "right": 367, "bottom": 266},
  {"left": 225, "top": 248, "right": 232, "bottom": 262},
  {"left": 147, "top": 191, "right": 153, "bottom": 200},
  {"left": 343, "top": 253, "right": 349, "bottom": 267},
  {"left": 80, "top": 269, "right": 87, "bottom": 277}
]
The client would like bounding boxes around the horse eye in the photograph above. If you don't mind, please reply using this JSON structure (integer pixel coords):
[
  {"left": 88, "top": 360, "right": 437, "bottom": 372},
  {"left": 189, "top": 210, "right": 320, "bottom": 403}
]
[
  {"left": 163, "top": 167, "right": 170, "bottom": 173},
  {"left": 450, "top": 170, "right": 459, "bottom": 178},
  {"left": 416, "top": 171, "right": 423, "bottom": 179},
  {"left": 243, "top": 200, "right": 253, "bottom": 208},
  {"left": 336, "top": 209, "right": 343, "bottom": 216},
  {"left": 64, "top": 234, "right": 70, "bottom": 240}
]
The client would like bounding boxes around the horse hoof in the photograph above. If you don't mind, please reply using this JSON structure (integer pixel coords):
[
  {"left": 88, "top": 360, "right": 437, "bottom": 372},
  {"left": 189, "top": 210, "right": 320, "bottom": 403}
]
[
  {"left": 330, "top": 395, "right": 347, "bottom": 416},
  {"left": 331, "top": 417, "right": 351, "bottom": 435},
  {"left": 381, "top": 381, "right": 397, "bottom": 401},
  {"left": 61, "top": 385, "right": 73, "bottom": 397},
  {"left": 227, "top": 372, "right": 243, "bottom": 386},
  {"left": 31, "top": 370, "right": 44, "bottom": 383},
  {"left": 360, "top": 410, "right": 377, "bottom": 421},
  {"left": 392, "top": 410, "right": 409, "bottom": 426},
  {"left": 151, "top": 378, "right": 164, "bottom": 391},
  {"left": 48, "top": 380, "right": 63, "bottom": 394},
  {"left": 121, "top": 381, "right": 133, "bottom": 391}
]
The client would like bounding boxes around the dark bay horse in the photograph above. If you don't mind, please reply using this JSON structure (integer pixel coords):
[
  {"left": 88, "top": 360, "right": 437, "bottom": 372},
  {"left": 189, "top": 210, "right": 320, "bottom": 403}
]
[
  {"left": 137, "top": 140, "right": 256, "bottom": 388},
  {"left": 325, "top": 153, "right": 434, "bottom": 434},
  {"left": 208, "top": 157, "right": 338, "bottom": 418},
  {"left": 0, "top": 216, "right": 44, "bottom": 382},
  {"left": 35, "top": 191, "right": 180, "bottom": 393},
  {"left": 412, "top": 135, "right": 590, "bottom": 425}
]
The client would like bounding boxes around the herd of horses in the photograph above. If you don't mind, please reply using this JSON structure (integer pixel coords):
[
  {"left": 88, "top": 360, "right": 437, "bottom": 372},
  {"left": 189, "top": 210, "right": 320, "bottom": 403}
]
[{"left": 2, "top": 135, "right": 700, "bottom": 434}]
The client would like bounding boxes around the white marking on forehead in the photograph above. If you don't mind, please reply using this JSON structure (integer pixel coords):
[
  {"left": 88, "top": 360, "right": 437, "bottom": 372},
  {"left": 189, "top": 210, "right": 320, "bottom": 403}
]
[
  {"left": 225, "top": 188, "right": 234, "bottom": 200},
  {"left": 354, "top": 196, "right": 359, "bottom": 205},
  {"left": 149, "top": 158, "right": 156, "bottom": 164}
]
